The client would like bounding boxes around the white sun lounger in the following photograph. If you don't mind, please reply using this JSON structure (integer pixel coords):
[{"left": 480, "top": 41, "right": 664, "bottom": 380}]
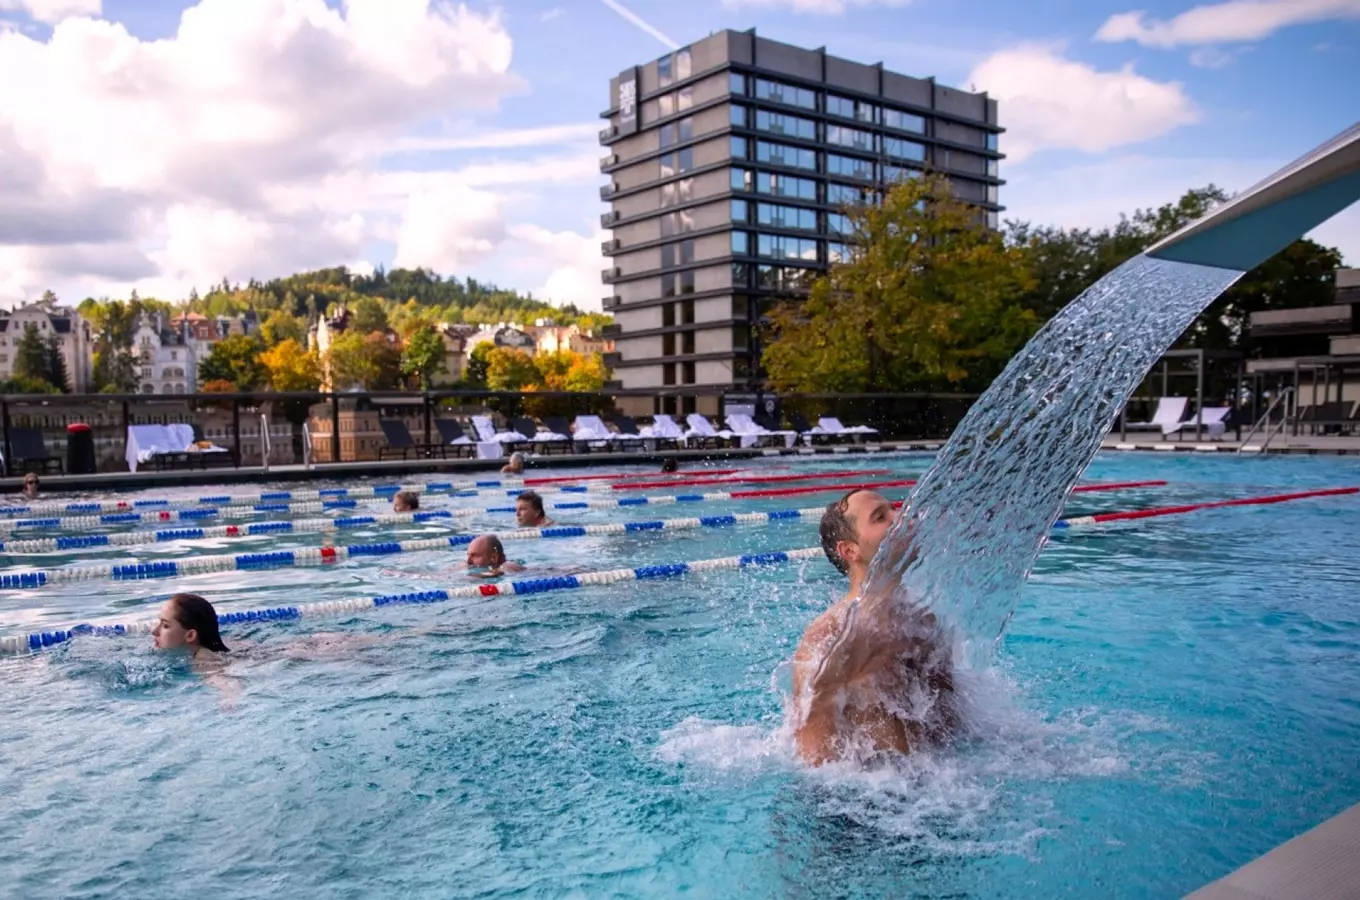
[
  {"left": 1124, "top": 397, "right": 1189, "bottom": 433},
  {"left": 642, "top": 414, "right": 685, "bottom": 441},
  {"left": 1164, "top": 406, "right": 1232, "bottom": 438},
  {"left": 815, "top": 417, "right": 878, "bottom": 438},
  {"left": 726, "top": 412, "right": 797, "bottom": 448},
  {"left": 687, "top": 413, "right": 758, "bottom": 448}
]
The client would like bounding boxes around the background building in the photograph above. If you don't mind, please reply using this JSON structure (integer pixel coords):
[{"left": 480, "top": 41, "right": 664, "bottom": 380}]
[
  {"left": 133, "top": 312, "right": 195, "bottom": 394},
  {"left": 599, "top": 28, "right": 1003, "bottom": 411},
  {"left": 0, "top": 297, "right": 95, "bottom": 391}
]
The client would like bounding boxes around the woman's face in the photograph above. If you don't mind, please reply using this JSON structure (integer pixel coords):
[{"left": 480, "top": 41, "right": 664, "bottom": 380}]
[
  {"left": 151, "top": 601, "right": 196, "bottom": 649},
  {"left": 22, "top": 476, "right": 37, "bottom": 496}
]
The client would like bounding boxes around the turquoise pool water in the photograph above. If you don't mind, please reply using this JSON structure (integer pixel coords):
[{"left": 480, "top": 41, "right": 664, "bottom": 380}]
[{"left": 1, "top": 452, "right": 1358, "bottom": 898}]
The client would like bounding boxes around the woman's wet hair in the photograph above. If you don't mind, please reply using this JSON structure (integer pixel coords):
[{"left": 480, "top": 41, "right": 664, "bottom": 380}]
[{"left": 168, "top": 593, "right": 229, "bottom": 653}]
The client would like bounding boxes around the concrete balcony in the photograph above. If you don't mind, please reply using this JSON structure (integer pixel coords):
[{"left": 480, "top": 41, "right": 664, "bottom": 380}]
[
  {"left": 600, "top": 210, "right": 620, "bottom": 228},
  {"left": 601, "top": 238, "right": 621, "bottom": 254},
  {"left": 1250, "top": 304, "right": 1354, "bottom": 336},
  {"left": 602, "top": 295, "right": 621, "bottom": 310},
  {"left": 601, "top": 267, "right": 621, "bottom": 283},
  {"left": 599, "top": 153, "right": 618, "bottom": 171}
]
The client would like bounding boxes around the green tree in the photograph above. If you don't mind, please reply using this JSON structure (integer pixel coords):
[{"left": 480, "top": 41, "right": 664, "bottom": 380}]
[
  {"left": 401, "top": 325, "right": 448, "bottom": 389},
  {"left": 260, "top": 338, "right": 321, "bottom": 392},
  {"left": 349, "top": 296, "right": 390, "bottom": 335},
  {"left": 325, "top": 331, "right": 402, "bottom": 390},
  {"left": 44, "top": 333, "right": 69, "bottom": 392},
  {"left": 465, "top": 342, "right": 493, "bottom": 388},
  {"left": 763, "top": 173, "right": 1037, "bottom": 393},
  {"left": 485, "top": 346, "right": 540, "bottom": 392},
  {"left": 14, "top": 324, "right": 51, "bottom": 386},
  {"left": 198, "top": 334, "right": 267, "bottom": 390},
  {"left": 260, "top": 309, "right": 306, "bottom": 347}
]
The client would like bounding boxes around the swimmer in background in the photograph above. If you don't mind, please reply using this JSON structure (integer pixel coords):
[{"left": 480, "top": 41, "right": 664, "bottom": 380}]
[
  {"left": 501, "top": 451, "right": 526, "bottom": 475},
  {"left": 659, "top": 457, "right": 679, "bottom": 474},
  {"left": 21, "top": 473, "right": 39, "bottom": 500},
  {"left": 790, "top": 489, "right": 957, "bottom": 767},
  {"left": 515, "top": 490, "right": 554, "bottom": 528},
  {"left": 393, "top": 490, "right": 420, "bottom": 513}
]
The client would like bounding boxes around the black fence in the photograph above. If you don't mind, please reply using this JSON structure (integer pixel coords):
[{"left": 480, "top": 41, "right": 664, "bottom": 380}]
[{"left": 0, "top": 388, "right": 983, "bottom": 476}]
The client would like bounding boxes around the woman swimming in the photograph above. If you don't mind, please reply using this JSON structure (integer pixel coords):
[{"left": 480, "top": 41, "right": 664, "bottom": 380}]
[
  {"left": 152, "top": 592, "right": 229, "bottom": 655},
  {"left": 501, "top": 451, "right": 526, "bottom": 475}
]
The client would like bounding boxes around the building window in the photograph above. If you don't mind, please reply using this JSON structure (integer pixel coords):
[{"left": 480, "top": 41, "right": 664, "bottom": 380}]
[
  {"left": 675, "top": 48, "right": 692, "bottom": 80},
  {"left": 663, "top": 362, "right": 676, "bottom": 385},
  {"left": 731, "top": 231, "right": 749, "bottom": 255},
  {"left": 729, "top": 136, "right": 747, "bottom": 160},
  {"left": 883, "top": 108, "right": 926, "bottom": 134},
  {"left": 730, "top": 198, "right": 749, "bottom": 222},
  {"left": 826, "top": 94, "right": 875, "bottom": 123},
  {"left": 987, "top": 184, "right": 999, "bottom": 204},
  {"left": 170, "top": 350, "right": 177, "bottom": 361},
  {"left": 827, "top": 183, "right": 866, "bottom": 206},
  {"left": 754, "top": 78, "right": 816, "bottom": 110},
  {"left": 755, "top": 140, "right": 816, "bottom": 171},
  {"left": 757, "top": 233, "right": 818, "bottom": 262},
  {"left": 682, "top": 361, "right": 696, "bottom": 384},
  {"left": 729, "top": 72, "right": 746, "bottom": 95},
  {"left": 756, "top": 172, "right": 817, "bottom": 200},
  {"left": 729, "top": 104, "right": 746, "bottom": 128},
  {"left": 757, "top": 202, "right": 817, "bottom": 231},
  {"left": 681, "top": 299, "right": 695, "bottom": 324},
  {"left": 661, "top": 240, "right": 695, "bottom": 268},
  {"left": 827, "top": 241, "right": 850, "bottom": 263},
  {"left": 662, "top": 270, "right": 696, "bottom": 296},
  {"left": 987, "top": 159, "right": 999, "bottom": 177},
  {"left": 660, "top": 210, "right": 695, "bottom": 236},
  {"left": 986, "top": 132, "right": 998, "bottom": 151},
  {"left": 986, "top": 211, "right": 999, "bottom": 230},
  {"left": 660, "top": 177, "right": 693, "bottom": 207},
  {"left": 882, "top": 136, "right": 926, "bottom": 162},
  {"left": 659, "top": 117, "right": 693, "bottom": 148},
  {"left": 826, "top": 153, "right": 874, "bottom": 181},
  {"left": 826, "top": 125, "right": 873, "bottom": 151},
  {"left": 881, "top": 164, "right": 920, "bottom": 184},
  {"left": 827, "top": 212, "right": 853, "bottom": 235},
  {"left": 732, "top": 262, "right": 752, "bottom": 287},
  {"left": 660, "top": 148, "right": 693, "bottom": 178},
  {"left": 755, "top": 109, "right": 817, "bottom": 141},
  {"left": 663, "top": 303, "right": 676, "bottom": 327},
  {"left": 730, "top": 167, "right": 752, "bottom": 192}
]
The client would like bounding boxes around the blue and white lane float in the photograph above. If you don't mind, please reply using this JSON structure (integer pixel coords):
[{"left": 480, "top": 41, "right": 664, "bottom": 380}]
[{"left": 1, "top": 547, "right": 827, "bottom": 655}]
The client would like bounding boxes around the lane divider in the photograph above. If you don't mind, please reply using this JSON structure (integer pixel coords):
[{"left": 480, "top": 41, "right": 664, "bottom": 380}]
[
  {"left": 1, "top": 547, "right": 828, "bottom": 655},
  {"left": 0, "top": 468, "right": 891, "bottom": 521},
  {"left": 1055, "top": 486, "right": 1359, "bottom": 527}
]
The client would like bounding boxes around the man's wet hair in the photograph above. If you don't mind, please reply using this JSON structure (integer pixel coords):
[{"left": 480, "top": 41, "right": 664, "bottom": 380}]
[
  {"left": 484, "top": 534, "right": 506, "bottom": 564},
  {"left": 516, "top": 490, "right": 545, "bottom": 515},
  {"left": 819, "top": 489, "right": 866, "bottom": 576},
  {"left": 394, "top": 490, "right": 420, "bottom": 510}
]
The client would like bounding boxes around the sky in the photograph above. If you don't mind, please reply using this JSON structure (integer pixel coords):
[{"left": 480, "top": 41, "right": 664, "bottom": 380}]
[{"left": 0, "top": 0, "right": 1356, "bottom": 312}]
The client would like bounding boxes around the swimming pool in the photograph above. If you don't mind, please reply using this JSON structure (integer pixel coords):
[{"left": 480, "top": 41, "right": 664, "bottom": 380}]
[{"left": 1, "top": 452, "right": 1357, "bottom": 898}]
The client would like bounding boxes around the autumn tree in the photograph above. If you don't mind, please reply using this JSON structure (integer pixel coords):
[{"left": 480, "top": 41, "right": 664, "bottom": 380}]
[
  {"left": 260, "top": 339, "right": 321, "bottom": 392},
  {"left": 326, "top": 330, "right": 402, "bottom": 390},
  {"left": 400, "top": 325, "right": 448, "bottom": 389},
  {"left": 762, "top": 173, "right": 1037, "bottom": 393},
  {"left": 485, "top": 347, "right": 539, "bottom": 392},
  {"left": 198, "top": 334, "right": 267, "bottom": 390}
]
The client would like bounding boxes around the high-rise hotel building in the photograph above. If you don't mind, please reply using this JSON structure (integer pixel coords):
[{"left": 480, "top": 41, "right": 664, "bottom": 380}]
[{"left": 598, "top": 29, "right": 1003, "bottom": 411}]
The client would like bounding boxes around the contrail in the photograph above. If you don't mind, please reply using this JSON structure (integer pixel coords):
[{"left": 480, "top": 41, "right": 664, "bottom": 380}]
[{"left": 598, "top": 0, "right": 680, "bottom": 50}]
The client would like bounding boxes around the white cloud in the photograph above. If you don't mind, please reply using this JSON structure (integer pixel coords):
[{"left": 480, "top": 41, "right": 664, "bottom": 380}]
[
  {"left": 1001, "top": 153, "right": 1360, "bottom": 264},
  {"left": 0, "top": 0, "right": 100, "bottom": 25},
  {"left": 1096, "top": 0, "right": 1360, "bottom": 48},
  {"left": 538, "top": 7, "right": 564, "bottom": 22},
  {"left": 393, "top": 183, "right": 505, "bottom": 273},
  {"left": 388, "top": 122, "right": 598, "bottom": 154},
  {"left": 507, "top": 224, "right": 610, "bottom": 310},
  {"left": 720, "top": 0, "right": 908, "bottom": 11},
  {"left": 1188, "top": 46, "right": 1236, "bottom": 68},
  {"left": 0, "top": 0, "right": 526, "bottom": 303},
  {"left": 968, "top": 45, "right": 1198, "bottom": 161}
]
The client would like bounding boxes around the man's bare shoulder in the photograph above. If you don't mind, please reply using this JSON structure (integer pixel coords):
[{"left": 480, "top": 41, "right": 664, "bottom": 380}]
[{"left": 794, "top": 596, "right": 851, "bottom": 661}]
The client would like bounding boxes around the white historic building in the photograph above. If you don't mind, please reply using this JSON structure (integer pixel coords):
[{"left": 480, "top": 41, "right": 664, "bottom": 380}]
[
  {"left": 0, "top": 297, "right": 94, "bottom": 391},
  {"left": 133, "top": 313, "right": 196, "bottom": 395}
]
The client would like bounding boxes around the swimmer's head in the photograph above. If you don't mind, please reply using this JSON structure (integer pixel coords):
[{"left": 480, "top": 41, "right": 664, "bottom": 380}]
[
  {"left": 515, "top": 490, "right": 547, "bottom": 527},
  {"left": 22, "top": 473, "right": 38, "bottom": 498},
  {"left": 466, "top": 534, "right": 507, "bottom": 568},
  {"left": 819, "top": 489, "right": 894, "bottom": 578},
  {"left": 152, "top": 593, "right": 229, "bottom": 653},
  {"left": 503, "top": 452, "right": 526, "bottom": 474},
  {"left": 659, "top": 457, "right": 679, "bottom": 474},
  {"left": 393, "top": 490, "right": 420, "bottom": 513}
]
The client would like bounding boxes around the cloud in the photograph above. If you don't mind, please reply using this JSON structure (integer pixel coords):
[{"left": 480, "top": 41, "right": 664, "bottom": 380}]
[
  {"left": 967, "top": 44, "right": 1199, "bottom": 161},
  {"left": 720, "top": 0, "right": 909, "bottom": 12},
  {"left": 597, "top": 0, "right": 678, "bottom": 50},
  {"left": 0, "top": 0, "right": 529, "bottom": 303},
  {"left": 1095, "top": 0, "right": 1360, "bottom": 48},
  {"left": 507, "top": 224, "right": 610, "bottom": 309},
  {"left": 393, "top": 183, "right": 505, "bottom": 273},
  {"left": 1001, "top": 152, "right": 1360, "bottom": 264},
  {"left": 387, "top": 122, "right": 598, "bottom": 154},
  {"left": 0, "top": 0, "right": 100, "bottom": 25},
  {"left": 538, "top": 7, "right": 564, "bottom": 22},
  {"left": 1188, "top": 46, "right": 1236, "bottom": 68}
]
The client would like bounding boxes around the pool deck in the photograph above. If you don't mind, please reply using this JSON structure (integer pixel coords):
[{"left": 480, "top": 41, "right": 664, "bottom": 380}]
[
  {"left": 1103, "top": 434, "right": 1360, "bottom": 455},
  {"left": 0, "top": 440, "right": 944, "bottom": 494},
  {"left": 1186, "top": 802, "right": 1360, "bottom": 900}
]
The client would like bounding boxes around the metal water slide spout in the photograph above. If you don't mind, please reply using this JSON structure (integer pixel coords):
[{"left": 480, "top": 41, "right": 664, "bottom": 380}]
[{"left": 1145, "top": 121, "right": 1360, "bottom": 273}]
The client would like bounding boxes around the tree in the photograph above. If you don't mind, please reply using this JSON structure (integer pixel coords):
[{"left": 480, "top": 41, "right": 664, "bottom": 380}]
[
  {"left": 260, "top": 310, "right": 306, "bottom": 347},
  {"left": 198, "top": 334, "right": 267, "bottom": 390},
  {"left": 465, "top": 342, "right": 493, "bottom": 388},
  {"left": 401, "top": 325, "right": 448, "bottom": 389},
  {"left": 349, "top": 296, "right": 390, "bottom": 335},
  {"left": 14, "top": 324, "right": 51, "bottom": 387},
  {"left": 325, "top": 330, "right": 401, "bottom": 390},
  {"left": 44, "top": 333, "right": 69, "bottom": 392},
  {"left": 260, "top": 339, "right": 321, "bottom": 392},
  {"left": 485, "top": 346, "right": 540, "bottom": 392},
  {"left": 763, "top": 173, "right": 1037, "bottom": 393}
]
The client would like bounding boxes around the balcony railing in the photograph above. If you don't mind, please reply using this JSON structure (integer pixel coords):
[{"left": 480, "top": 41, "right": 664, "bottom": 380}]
[
  {"left": 599, "top": 154, "right": 618, "bottom": 171},
  {"left": 601, "top": 267, "right": 621, "bottom": 282},
  {"left": 600, "top": 210, "right": 619, "bottom": 228},
  {"left": 602, "top": 295, "right": 621, "bottom": 310},
  {"left": 599, "top": 184, "right": 617, "bottom": 200},
  {"left": 601, "top": 238, "right": 621, "bottom": 254},
  {"left": 599, "top": 125, "right": 617, "bottom": 142},
  {"left": 600, "top": 324, "right": 622, "bottom": 339}
]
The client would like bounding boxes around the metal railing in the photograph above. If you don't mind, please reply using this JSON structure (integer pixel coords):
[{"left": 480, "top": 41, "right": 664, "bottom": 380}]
[{"left": 1236, "top": 387, "right": 1294, "bottom": 453}]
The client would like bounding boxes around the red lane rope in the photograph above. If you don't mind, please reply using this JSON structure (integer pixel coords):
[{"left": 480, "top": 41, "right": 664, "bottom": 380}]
[
  {"left": 1071, "top": 479, "right": 1167, "bottom": 493},
  {"left": 1089, "top": 486, "right": 1359, "bottom": 523},
  {"left": 733, "top": 478, "right": 1165, "bottom": 502},
  {"left": 523, "top": 469, "right": 740, "bottom": 485},
  {"left": 617, "top": 469, "right": 892, "bottom": 491}
]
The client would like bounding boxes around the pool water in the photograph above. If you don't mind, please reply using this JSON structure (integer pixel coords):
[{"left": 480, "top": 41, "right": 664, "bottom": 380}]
[{"left": 1, "top": 453, "right": 1358, "bottom": 898}]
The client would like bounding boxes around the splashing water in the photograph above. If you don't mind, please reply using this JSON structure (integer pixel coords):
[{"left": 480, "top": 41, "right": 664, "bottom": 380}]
[{"left": 860, "top": 254, "right": 1244, "bottom": 664}]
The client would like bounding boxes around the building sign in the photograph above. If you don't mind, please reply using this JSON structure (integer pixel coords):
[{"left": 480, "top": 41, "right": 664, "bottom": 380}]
[{"left": 618, "top": 68, "right": 638, "bottom": 136}]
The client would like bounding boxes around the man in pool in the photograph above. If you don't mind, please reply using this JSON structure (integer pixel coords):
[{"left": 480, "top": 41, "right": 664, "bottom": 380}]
[
  {"left": 790, "top": 489, "right": 957, "bottom": 766},
  {"left": 393, "top": 490, "right": 420, "bottom": 513},
  {"left": 514, "top": 490, "right": 554, "bottom": 528},
  {"left": 464, "top": 534, "right": 525, "bottom": 578}
]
